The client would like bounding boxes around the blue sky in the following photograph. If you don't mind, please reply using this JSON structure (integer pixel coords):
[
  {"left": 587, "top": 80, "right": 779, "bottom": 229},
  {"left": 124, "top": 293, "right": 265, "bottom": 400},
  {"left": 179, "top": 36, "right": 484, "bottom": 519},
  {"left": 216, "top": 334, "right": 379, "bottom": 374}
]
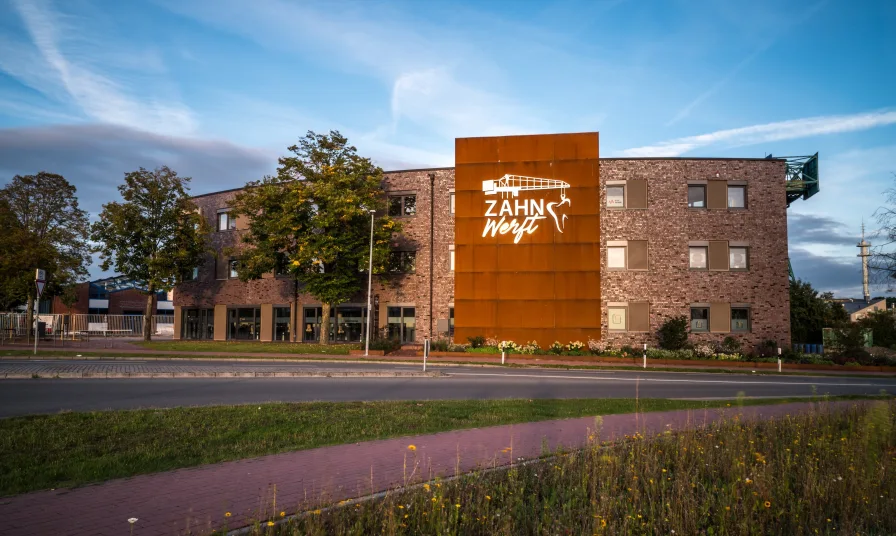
[{"left": 0, "top": 0, "right": 894, "bottom": 296}]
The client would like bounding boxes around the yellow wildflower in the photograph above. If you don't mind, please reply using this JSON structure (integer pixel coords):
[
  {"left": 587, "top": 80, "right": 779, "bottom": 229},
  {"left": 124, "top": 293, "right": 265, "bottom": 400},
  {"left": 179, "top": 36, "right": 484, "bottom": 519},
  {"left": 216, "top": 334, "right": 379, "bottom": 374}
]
[
  {"left": 267, "top": 521, "right": 274, "bottom": 526},
  {"left": 225, "top": 512, "right": 232, "bottom": 517},
  {"left": 313, "top": 510, "right": 321, "bottom": 515},
  {"left": 486, "top": 495, "right": 491, "bottom": 500},
  {"left": 407, "top": 444, "right": 417, "bottom": 451},
  {"left": 280, "top": 511, "right": 285, "bottom": 517},
  {"left": 423, "top": 484, "right": 430, "bottom": 492},
  {"left": 764, "top": 501, "right": 771, "bottom": 508},
  {"left": 455, "top": 504, "right": 461, "bottom": 508}
]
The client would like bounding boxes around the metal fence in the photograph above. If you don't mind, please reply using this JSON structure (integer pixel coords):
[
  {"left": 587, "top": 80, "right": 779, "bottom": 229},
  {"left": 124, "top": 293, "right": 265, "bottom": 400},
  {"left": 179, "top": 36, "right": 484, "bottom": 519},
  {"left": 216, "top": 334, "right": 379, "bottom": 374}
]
[{"left": 0, "top": 313, "right": 174, "bottom": 340}]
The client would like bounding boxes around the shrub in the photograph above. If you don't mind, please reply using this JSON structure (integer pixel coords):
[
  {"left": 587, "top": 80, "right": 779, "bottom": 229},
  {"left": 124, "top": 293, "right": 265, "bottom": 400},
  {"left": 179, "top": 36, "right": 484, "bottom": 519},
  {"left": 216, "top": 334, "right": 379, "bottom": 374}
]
[
  {"left": 694, "top": 344, "right": 715, "bottom": 358},
  {"left": 485, "top": 336, "right": 500, "bottom": 347},
  {"left": 549, "top": 341, "right": 564, "bottom": 355},
  {"left": 587, "top": 338, "right": 611, "bottom": 353},
  {"left": 657, "top": 316, "right": 689, "bottom": 350},
  {"left": 448, "top": 343, "right": 468, "bottom": 353},
  {"left": 368, "top": 339, "right": 401, "bottom": 352},
  {"left": 430, "top": 338, "right": 450, "bottom": 352},
  {"left": 721, "top": 336, "right": 742, "bottom": 354},
  {"left": 567, "top": 341, "right": 586, "bottom": 352},
  {"left": 497, "top": 340, "right": 518, "bottom": 352},
  {"left": 517, "top": 341, "right": 540, "bottom": 355},
  {"left": 467, "top": 336, "right": 486, "bottom": 348}
]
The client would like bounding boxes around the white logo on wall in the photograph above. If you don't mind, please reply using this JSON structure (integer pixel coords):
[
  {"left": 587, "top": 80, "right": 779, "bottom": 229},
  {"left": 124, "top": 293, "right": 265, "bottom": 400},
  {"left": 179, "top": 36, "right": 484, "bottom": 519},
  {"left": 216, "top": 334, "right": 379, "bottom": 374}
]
[{"left": 481, "top": 175, "right": 571, "bottom": 243}]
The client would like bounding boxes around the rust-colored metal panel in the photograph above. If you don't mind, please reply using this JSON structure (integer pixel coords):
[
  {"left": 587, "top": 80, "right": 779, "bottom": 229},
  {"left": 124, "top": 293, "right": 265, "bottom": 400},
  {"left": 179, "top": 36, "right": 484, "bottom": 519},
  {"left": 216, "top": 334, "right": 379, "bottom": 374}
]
[
  {"left": 173, "top": 306, "right": 182, "bottom": 340},
  {"left": 710, "top": 302, "right": 731, "bottom": 333},
  {"left": 707, "top": 180, "right": 727, "bottom": 209},
  {"left": 213, "top": 304, "right": 227, "bottom": 341},
  {"left": 709, "top": 241, "right": 729, "bottom": 271},
  {"left": 629, "top": 302, "right": 650, "bottom": 332},
  {"left": 454, "top": 132, "right": 601, "bottom": 346},
  {"left": 260, "top": 303, "right": 273, "bottom": 342},
  {"left": 627, "top": 179, "right": 648, "bottom": 209}
]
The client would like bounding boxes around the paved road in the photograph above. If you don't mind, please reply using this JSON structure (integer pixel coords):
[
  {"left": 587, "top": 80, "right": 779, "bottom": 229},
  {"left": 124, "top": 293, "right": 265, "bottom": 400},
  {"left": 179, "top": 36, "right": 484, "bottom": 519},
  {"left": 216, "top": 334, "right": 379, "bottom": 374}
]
[{"left": 0, "top": 359, "right": 893, "bottom": 417}]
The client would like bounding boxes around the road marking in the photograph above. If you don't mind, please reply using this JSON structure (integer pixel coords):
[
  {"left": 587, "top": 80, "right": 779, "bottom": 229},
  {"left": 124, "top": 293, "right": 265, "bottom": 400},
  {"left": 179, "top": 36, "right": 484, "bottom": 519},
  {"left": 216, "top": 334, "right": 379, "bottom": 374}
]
[{"left": 446, "top": 372, "right": 896, "bottom": 388}]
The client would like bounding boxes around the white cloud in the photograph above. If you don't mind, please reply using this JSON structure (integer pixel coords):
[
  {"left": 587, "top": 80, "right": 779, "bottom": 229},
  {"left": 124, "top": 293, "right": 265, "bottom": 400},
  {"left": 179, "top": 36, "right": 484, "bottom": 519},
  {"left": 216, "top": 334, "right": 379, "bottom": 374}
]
[
  {"left": 0, "top": 0, "right": 195, "bottom": 136},
  {"left": 623, "top": 110, "right": 896, "bottom": 157}
]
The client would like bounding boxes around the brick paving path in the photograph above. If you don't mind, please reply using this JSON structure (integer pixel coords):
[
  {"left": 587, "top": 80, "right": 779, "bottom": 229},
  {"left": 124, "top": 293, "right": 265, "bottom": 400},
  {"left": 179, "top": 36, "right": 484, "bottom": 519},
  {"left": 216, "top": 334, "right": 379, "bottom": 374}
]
[{"left": 0, "top": 400, "right": 861, "bottom": 536}]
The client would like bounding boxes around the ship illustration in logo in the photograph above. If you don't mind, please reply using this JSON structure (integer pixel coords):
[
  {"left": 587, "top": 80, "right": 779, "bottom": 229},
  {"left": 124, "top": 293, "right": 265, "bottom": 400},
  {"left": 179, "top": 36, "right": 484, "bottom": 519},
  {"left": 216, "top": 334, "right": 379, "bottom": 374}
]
[{"left": 481, "top": 174, "right": 571, "bottom": 241}]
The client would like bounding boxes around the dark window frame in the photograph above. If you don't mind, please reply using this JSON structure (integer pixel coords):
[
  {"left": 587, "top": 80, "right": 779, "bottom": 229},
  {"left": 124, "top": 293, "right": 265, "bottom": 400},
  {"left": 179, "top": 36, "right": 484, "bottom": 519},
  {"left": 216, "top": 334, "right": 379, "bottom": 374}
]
[
  {"left": 606, "top": 184, "right": 626, "bottom": 208},
  {"left": 687, "top": 185, "right": 707, "bottom": 209},
  {"left": 217, "top": 211, "right": 237, "bottom": 232},
  {"left": 690, "top": 306, "right": 709, "bottom": 332},
  {"left": 388, "top": 194, "right": 417, "bottom": 218},
  {"left": 731, "top": 307, "right": 751, "bottom": 332},
  {"left": 727, "top": 185, "right": 747, "bottom": 209},
  {"left": 689, "top": 246, "right": 709, "bottom": 270},
  {"left": 388, "top": 250, "right": 417, "bottom": 273},
  {"left": 729, "top": 246, "right": 749, "bottom": 271}
]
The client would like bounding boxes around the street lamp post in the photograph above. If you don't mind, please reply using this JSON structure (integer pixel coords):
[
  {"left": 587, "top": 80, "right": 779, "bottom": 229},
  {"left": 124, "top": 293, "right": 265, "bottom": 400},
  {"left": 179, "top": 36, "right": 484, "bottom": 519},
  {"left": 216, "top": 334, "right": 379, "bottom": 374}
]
[{"left": 365, "top": 209, "right": 375, "bottom": 357}]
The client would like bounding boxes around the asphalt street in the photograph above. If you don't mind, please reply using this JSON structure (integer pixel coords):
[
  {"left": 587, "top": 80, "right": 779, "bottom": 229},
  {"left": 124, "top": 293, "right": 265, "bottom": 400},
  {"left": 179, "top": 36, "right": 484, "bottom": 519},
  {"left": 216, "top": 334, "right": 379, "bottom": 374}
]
[{"left": 0, "top": 359, "right": 893, "bottom": 417}]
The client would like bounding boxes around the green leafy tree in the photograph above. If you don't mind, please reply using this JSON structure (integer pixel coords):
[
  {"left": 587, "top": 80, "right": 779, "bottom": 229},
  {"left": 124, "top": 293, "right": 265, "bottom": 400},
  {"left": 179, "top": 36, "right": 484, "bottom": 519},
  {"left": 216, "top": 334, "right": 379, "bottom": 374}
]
[
  {"left": 858, "top": 309, "right": 896, "bottom": 348},
  {"left": 227, "top": 131, "right": 399, "bottom": 344},
  {"left": 789, "top": 279, "right": 849, "bottom": 344},
  {"left": 91, "top": 167, "right": 209, "bottom": 341},
  {"left": 0, "top": 172, "right": 90, "bottom": 338}
]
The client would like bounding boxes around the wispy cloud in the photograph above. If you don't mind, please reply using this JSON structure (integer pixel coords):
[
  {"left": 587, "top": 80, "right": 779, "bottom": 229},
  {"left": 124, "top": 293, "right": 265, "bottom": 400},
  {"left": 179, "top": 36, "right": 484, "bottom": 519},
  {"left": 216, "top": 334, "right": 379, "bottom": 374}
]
[
  {"left": 622, "top": 109, "right": 896, "bottom": 157},
  {"left": 0, "top": 0, "right": 195, "bottom": 135}
]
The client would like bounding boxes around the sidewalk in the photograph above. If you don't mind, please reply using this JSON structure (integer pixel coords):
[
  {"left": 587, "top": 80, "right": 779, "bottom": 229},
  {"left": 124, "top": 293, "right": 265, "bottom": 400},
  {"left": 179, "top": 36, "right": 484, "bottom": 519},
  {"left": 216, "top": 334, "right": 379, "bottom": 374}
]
[
  {"left": 0, "top": 401, "right": 859, "bottom": 536},
  {"left": 2, "top": 342, "right": 894, "bottom": 376}
]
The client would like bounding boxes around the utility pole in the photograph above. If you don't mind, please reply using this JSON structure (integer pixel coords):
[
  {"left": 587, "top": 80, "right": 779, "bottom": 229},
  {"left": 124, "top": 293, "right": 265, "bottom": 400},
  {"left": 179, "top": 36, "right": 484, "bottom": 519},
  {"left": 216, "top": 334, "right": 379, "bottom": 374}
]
[{"left": 858, "top": 223, "right": 871, "bottom": 303}]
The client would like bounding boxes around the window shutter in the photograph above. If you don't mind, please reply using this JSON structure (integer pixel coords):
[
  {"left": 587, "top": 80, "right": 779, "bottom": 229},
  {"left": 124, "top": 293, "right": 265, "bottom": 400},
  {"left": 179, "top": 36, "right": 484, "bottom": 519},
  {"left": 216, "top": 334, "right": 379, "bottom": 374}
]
[
  {"left": 215, "top": 253, "right": 228, "bottom": 280},
  {"left": 628, "top": 240, "right": 648, "bottom": 270},
  {"left": 236, "top": 214, "right": 249, "bottom": 230},
  {"left": 708, "top": 241, "right": 729, "bottom": 271},
  {"left": 710, "top": 302, "right": 730, "bottom": 333},
  {"left": 707, "top": 180, "right": 727, "bottom": 209},
  {"left": 629, "top": 302, "right": 649, "bottom": 332},
  {"left": 627, "top": 180, "right": 648, "bottom": 209}
]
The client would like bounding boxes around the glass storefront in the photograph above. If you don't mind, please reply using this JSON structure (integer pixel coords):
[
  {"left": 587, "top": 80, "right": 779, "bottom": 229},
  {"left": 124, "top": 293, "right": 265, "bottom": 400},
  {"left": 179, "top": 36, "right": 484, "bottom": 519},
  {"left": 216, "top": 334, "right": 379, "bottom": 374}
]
[
  {"left": 387, "top": 306, "right": 415, "bottom": 343},
  {"left": 303, "top": 306, "right": 368, "bottom": 343},
  {"left": 228, "top": 307, "right": 261, "bottom": 340},
  {"left": 274, "top": 307, "right": 291, "bottom": 341},
  {"left": 182, "top": 308, "right": 214, "bottom": 340}
]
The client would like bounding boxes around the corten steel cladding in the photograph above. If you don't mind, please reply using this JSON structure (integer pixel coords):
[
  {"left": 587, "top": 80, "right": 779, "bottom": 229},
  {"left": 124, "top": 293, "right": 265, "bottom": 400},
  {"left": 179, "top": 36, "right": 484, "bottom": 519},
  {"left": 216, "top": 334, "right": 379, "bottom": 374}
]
[{"left": 454, "top": 133, "right": 600, "bottom": 346}]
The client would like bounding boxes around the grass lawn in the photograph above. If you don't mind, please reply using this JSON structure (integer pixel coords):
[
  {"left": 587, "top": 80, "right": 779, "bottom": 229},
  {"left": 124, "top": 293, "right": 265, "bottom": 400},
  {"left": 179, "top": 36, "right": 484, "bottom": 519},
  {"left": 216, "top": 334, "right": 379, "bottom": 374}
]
[
  {"left": 252, "top": 400, "right": 896, "bottom": 536},
  {"left": 0, "top": 396, "right": 876, "bottom": 497},
  {"left": 132, "top": 340, "right": 360, "bottom": 354}
]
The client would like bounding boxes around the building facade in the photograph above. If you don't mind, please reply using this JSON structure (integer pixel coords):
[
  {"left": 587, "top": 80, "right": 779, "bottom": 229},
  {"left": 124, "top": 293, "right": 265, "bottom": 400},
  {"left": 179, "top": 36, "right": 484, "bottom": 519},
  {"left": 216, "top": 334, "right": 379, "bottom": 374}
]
[
  {"left": 173, "top": 132, "right": 791, "bottom": 350},
  {"left": 47, "top": 276, "right": 174, "bottom": 316}
]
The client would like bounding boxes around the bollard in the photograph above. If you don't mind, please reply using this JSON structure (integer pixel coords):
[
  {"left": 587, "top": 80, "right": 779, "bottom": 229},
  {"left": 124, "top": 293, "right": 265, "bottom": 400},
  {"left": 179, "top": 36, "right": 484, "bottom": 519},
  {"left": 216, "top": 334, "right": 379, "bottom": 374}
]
[
  {"left": 777, "top": 347, "right": 782, "bottom": 373},
  {"left": 642, "top": 343, "right": 647, "bottom": 369},
  {"left": 423, "top": 338, "right": 428, "bottom": 372},
  {"left": 501, "top": 350, "right": 505, "bottom": 365}
]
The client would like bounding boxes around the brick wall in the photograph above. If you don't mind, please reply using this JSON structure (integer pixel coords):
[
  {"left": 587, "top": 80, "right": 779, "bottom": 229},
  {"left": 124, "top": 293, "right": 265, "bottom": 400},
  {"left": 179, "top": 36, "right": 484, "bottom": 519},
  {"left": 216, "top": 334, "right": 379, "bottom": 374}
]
[
  {"left": 600, "top": 159, "right": 791, "bottom": 350},
  {"left": 174, "top": 159, "right": 790, "bottom": 348}
]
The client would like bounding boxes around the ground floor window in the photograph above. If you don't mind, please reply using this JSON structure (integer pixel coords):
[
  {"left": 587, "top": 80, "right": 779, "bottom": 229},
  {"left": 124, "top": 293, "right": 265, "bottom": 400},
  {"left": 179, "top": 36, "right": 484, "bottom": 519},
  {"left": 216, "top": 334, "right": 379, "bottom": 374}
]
[
  {"left": 274, "top": 306, "right": 291, "bottom": 341},
  {"left": 387, "top": 306, "right": 415, "bottom": 343},
  {"left": 731, "top": 307, "right": 751, "bottom": 332},
  {"left": 690, "top": 307, "right": 709, "bottom": 332},
  {"left": 182, "top": 308, "right": 214, "bottom": 340},
  {"left": 303, "top": 306, "right": 368, "bottom": 343},
  {"left": 228, "top": 307, "right": 260, "bottom": 340},
  {"left": 449, "top": 307, "right": 454, "bottom": 337}
]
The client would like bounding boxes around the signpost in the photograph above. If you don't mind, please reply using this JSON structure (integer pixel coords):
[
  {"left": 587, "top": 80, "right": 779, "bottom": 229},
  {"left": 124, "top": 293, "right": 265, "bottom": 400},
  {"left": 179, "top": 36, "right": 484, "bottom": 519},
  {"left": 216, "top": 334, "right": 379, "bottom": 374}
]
[{"left": 34, "top": 269, "right": 46, "bottom": 355}]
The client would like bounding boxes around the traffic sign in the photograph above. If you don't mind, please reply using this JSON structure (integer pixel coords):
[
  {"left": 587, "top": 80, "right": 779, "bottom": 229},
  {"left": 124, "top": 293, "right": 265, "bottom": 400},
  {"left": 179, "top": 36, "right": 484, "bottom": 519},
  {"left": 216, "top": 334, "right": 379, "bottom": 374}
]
[
  {"left": 35, "top": 268, "right": 46, "bottom": 283},
  {"left": 35, "top": 280, "right": 45, "bottom": 298}
]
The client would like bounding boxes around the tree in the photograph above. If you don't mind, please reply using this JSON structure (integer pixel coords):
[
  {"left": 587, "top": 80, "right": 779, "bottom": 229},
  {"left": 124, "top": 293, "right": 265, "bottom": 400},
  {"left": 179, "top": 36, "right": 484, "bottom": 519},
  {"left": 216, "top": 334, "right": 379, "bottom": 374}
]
[
  {"left": 789, "top": 279, "right": 849, "bottom": 344},
  {"left": 91, "top": 167, "right": 208, "bottom": 341},
  {"left": 858, "top": 308, "right": 896, "bottom": 349},
  {"left": 227, "top": 131, "right": 400, "bottom": 344},
  {"left": 0, "top": 172, "right": 91, "bottom": 338},
  {"left": 870, "top": 173, "right": 896, "bottom": 287}
]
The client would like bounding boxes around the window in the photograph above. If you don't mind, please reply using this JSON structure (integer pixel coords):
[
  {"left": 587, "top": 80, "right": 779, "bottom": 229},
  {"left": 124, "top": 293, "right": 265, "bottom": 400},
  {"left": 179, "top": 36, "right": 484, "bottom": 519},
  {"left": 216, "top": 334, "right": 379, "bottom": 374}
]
[
  {"left": 217, "top": 211, "right": 236, "bottom": 231},
  {"left": 688, "top": 185, "right": 706, "bottom": 208},
  {"left": 450, "top": 192, "right": 455, "bottom": 214},
  {"left": 274, "top": 307, "right": 291, "bottom": 341},
  {"left": 728, "top": 185, "right": 746, "bottom": 209},
  {"left": 275, "top": 253, "right": 290, "bottom": 276},
  {"left": 449, "top": 307, "right": 454, "bottom": 337},
  {"left": 608, "top": 307, "right": 626, "bottom": 331},
  {"left": 227, "top": 307, "right": 260, "bottom": 340},
  {"left": 607, "top": 246, "right": 626, "bottom": 269},
  {"left": 229, "top": 259, "right": 238, "bottom": 279},
  {"left": 729, "top": 247, "right": 748, "bottom": 270},
  {"left": 388, "top": 194, "right": 416, "bottom": 217},
  {"left": 388, "top": 251, "right": 416, "bottom": 273},
  {"left": 690, "top": 307, "right": 709, "bottom": 332},
  {"left": 449, "top": 246, "right": 455, "bottom": 271},
  {"left": 689, "top": 246, "right": 708, "bottom": 269},
  {"left": 190, "top": 267, "right": 199, "bottom": 280},
  {"left": 731, "top": 307, "right": 750, "bottom": 332},
  {"left": 606, "top": 185, "right": 625, "bottom": 208}
]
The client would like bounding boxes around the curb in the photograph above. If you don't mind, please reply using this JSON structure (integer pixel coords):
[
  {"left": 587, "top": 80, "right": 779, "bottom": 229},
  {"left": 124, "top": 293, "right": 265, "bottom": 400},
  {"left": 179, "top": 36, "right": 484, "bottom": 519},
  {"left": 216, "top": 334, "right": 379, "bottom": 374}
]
[{"left": 0, "top": 371, "right": 443, "bottom": 379}]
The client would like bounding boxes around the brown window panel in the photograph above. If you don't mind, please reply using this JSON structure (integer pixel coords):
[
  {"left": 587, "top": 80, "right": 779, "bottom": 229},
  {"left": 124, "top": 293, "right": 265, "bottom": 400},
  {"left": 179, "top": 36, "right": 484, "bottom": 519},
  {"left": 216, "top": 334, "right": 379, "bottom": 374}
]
[
  {"left": 627, "top": 180, "right": 648, "bottom": 209},
  {"left": 628, "top": 302, "right": 649, "bottom": 332},
  {"left": 236, "top": 214, "right": 249, "bottom": 230},
  {"left": 628, "top": 240, "right": 649, "bottom": 270},
  {"left": 707, "top": 180, "right": 727, "bottom": 209},
  {"left": 710, "top": 302, "right": 731, "bottom": 333},
  {"left": 215, "top": 253, "right": 228, "bottom": 280},
  {"left": 708, "top": 241, "right": 729, "bottom": 271}
]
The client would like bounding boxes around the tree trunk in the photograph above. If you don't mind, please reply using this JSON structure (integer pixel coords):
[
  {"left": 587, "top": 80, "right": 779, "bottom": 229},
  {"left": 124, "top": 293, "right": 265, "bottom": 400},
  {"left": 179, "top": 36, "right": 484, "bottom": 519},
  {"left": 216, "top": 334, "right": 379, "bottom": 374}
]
[
  {"left": 25, "top": 288, "right": 34, "bottom": 344},
  {"left": 143, "top": 291, "right": 154, "bottom": 342},
  {"left": 320, "top": 302, "right": 331, "bottom": 345}
]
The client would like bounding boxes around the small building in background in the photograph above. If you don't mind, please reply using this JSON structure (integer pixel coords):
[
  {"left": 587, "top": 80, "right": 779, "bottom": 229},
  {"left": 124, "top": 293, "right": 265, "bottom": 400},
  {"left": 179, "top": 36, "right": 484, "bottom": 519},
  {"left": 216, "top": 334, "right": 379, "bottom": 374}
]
[
  {"left": 837, "top": 297, "right": 887, "bottom": 322},
  {"left": 45, "top": 275, "right": 174, "bottom": 316}
]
